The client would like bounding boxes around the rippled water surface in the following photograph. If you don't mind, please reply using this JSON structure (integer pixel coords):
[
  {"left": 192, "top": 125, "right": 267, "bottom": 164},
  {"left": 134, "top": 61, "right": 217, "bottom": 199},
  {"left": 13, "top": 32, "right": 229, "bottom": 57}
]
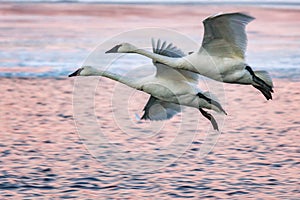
[
  {"left": 1, "top": 77, "right": 299, "bottom": 199},
  {"left": 1, "top": 2, "right": 300, "bottom": 199}
]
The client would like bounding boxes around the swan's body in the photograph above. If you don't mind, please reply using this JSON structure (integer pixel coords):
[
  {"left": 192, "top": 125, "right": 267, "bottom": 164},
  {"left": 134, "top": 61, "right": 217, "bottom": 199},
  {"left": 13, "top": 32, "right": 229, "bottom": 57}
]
[
  {"left": 69, "top": 41, "right": 227, "bottom": 130},
  {"left": 106, "top": 12, "right": 274, "bottom": 100}
]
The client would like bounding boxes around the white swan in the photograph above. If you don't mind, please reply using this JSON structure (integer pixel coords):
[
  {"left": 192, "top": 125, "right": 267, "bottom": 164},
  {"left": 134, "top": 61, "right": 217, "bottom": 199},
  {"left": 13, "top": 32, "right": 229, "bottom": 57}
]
[
  {"left": 69, "top": 41, "right": 227, "bottom": 130},
  {"left": 106, "top": 12, "right": 274, "bottom": 100}
]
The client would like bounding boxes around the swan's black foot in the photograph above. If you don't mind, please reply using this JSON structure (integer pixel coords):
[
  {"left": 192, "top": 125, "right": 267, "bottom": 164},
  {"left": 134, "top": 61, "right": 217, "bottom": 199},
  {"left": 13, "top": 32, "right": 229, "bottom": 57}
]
[
  {"left": 197, "top": 93, "right": 227, "bottom": 115},
  {"left": 253, "top": 85, "right": 272, "bottom": 100},
  {"left": 199, "top": 108, "right": 219, "bottom": 131},
  {"left": 246, "top": 66, "right": 273, "bottom": 100}
]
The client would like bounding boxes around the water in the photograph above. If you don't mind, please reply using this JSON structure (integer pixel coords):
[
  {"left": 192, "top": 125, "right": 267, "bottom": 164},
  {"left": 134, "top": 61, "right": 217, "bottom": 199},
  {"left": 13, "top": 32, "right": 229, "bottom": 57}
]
[
  {"left": 2, "top": 0, "right": 300, "bottom": 5},
  {"left": 1, "top": 77, "right": 299, "bottom": 199},
  {"left": 1, "top": 2, "right": 300, "bottom": 199},
  {"left": 0, "top": 2, "right": 300, "bottom": 80}
]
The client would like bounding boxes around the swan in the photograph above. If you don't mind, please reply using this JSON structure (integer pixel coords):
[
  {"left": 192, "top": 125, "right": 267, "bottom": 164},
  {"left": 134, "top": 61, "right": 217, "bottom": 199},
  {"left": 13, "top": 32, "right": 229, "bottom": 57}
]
[
  {"left": 106, "top": 12, "right": 274, "bottom": 100},
  {"left": 69, "top": 40, "right": 227, "bottom": 130}
]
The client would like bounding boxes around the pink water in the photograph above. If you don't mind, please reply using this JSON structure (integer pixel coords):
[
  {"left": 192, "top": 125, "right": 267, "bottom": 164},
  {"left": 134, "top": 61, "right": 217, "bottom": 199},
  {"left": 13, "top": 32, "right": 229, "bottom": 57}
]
[
  {"left": 1, "top": 77, "right": 299, "bottom": 199},
  {"left": 0, "top": 3, "right": 300, "bottom": 199}
]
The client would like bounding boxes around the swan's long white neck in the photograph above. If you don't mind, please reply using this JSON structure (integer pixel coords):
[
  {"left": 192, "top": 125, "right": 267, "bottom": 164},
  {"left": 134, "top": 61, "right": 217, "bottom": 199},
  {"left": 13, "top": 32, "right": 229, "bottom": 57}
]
[{"left": 86, "top": 68, "right": 141, "bottom": 90}]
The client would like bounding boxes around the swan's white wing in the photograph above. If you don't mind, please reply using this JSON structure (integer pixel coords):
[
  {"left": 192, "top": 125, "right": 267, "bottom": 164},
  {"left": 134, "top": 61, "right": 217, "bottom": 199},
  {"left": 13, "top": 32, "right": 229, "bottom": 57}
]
[
  {"left": 200, "top": 12, "right": 254, "bottom": 59},
  {"left": 141, "top": 96, "right": 181, "bottom": 120},
  {"left": 152, "top": 38, "right": 185, "bottom": 58},
  {"left": 152, "top": 39, "right": 199, "bottom": 83}
]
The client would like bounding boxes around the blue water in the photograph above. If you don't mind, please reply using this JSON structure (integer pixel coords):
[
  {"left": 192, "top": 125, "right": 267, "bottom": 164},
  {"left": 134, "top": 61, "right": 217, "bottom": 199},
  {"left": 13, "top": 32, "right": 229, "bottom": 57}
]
[
  {"left": 0, "top": 1, "right": 300, "bottom": 80},
  {"left": 2, "top": 49, "right": 300, "bottom": 80}
]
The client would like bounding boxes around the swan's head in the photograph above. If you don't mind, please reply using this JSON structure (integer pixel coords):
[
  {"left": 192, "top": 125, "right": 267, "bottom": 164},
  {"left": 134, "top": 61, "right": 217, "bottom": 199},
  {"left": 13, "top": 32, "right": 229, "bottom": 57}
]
[
  {"left": 68, "top": 66, "right": 98, "bottom": 77},
  {"left": 105, "top": 43, "right": 137, "bottom": 53}
]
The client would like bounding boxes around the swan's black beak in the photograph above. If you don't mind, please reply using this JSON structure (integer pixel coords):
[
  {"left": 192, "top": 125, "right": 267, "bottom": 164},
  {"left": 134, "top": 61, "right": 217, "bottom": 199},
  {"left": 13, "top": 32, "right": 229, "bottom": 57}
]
[
  {"left": 68, "top": 68, "right": 83, "bottom": 77},
  {"left": 105, "top": 44, "right": 122, "bottom": 53}
]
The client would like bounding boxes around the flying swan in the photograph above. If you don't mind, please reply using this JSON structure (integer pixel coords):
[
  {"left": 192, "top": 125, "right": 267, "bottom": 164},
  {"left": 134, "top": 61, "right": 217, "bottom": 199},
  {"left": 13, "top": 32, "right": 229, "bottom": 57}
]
[
  {"left": 69, "top": 40, "right": 227, "bottom": 130},
  {"left": 106, "top": 12, "right": 274, "bottom": 100}
]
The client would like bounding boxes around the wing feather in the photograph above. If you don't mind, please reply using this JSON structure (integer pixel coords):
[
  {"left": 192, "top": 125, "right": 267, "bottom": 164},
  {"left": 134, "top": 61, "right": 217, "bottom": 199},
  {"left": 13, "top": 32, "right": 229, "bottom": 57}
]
[
  {"left": 141, "top": 96, "right": 181, "bottom": 121},
  {"left": 151, "top": 38, "right": 199, "bottom": 83},
  {"left": 201, "top": 12, "right": 254, "bottom": 59}
]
